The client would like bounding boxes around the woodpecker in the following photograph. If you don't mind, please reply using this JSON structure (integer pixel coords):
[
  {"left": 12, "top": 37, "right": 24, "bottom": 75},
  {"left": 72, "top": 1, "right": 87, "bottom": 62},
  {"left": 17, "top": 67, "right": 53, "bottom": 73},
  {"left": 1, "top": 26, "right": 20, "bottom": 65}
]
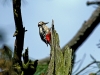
[{"left": 38, "top": 21, "right": 51, "bottom": 46}]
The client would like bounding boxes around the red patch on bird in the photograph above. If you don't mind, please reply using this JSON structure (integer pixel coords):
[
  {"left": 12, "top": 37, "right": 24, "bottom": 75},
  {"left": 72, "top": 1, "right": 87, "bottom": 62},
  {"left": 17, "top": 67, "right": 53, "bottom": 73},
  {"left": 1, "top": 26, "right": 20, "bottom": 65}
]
[{"left": 45, "top": 32, "right": 51, "bottom": 43}]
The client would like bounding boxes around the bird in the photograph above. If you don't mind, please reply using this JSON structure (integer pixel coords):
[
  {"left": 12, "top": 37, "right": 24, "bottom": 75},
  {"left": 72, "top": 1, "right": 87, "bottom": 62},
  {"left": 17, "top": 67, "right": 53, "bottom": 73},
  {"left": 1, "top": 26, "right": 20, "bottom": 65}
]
[{"left": 38, "top": 21, "right": 51, "bottom": 46}]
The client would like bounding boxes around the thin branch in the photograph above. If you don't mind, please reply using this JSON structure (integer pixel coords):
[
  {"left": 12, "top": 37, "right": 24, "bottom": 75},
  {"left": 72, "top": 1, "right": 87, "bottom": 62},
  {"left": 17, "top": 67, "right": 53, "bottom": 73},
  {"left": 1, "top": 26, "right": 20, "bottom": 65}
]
[
  {"left": 96, "top": 70, "right": 100, "bottom": 74},
  {"left": 87, "top": 1, "right": 100, "bottom": 6},
  {"left": 75, "top": 61, "right": 100, "bottom": 75},
  {"left": 90, "top": 54, "right": 100, "bottom": 69},
  {"left": 73, "top": 54, "right": 86, "bottom": 74}
]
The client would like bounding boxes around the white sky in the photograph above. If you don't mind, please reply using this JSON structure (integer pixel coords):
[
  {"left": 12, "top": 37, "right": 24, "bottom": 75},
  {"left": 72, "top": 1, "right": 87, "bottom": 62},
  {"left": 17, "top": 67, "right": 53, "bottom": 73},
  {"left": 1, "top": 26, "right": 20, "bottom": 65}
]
[{"left": 0, "top": 0, "right": 100, "bottom": 74}]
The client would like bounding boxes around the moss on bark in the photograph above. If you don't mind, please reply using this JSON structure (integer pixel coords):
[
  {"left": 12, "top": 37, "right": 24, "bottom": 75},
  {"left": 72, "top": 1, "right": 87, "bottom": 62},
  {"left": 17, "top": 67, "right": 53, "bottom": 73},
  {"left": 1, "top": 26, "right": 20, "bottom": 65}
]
[{"left": 47, "top": 20, "right": 73, "bottom": 75}]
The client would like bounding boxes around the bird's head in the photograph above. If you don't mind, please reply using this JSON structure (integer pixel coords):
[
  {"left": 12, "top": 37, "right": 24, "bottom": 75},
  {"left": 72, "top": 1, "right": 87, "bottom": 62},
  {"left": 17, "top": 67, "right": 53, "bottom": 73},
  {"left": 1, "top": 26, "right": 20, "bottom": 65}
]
[{"left": 38, "top": 21, "right": 49, "bottom": 27}]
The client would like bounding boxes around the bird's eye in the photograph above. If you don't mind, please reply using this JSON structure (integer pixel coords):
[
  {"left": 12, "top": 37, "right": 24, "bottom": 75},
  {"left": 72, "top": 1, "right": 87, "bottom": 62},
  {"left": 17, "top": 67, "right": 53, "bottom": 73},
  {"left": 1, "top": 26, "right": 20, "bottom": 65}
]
[{"left": 38, "top": 22, "right": 41, "bottom": 25}]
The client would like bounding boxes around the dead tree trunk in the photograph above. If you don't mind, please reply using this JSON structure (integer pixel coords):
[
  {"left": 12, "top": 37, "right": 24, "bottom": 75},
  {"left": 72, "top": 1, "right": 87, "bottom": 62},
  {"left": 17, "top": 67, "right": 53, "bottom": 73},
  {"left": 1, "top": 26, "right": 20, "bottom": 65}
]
[
  {"left": 12, "top": 0, "right": 25, "bottom": 66},
  {"left": 12, "top": 0, "right": 38, "bottom": 75},
  {"left": 46, "top": 20, "right": 73, "bottom": 75}
]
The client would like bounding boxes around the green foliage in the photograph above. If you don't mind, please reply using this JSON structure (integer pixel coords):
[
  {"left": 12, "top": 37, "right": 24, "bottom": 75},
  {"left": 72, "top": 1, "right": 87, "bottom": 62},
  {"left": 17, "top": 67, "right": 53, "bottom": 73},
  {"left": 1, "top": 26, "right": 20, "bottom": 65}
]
[
  {"left": 0, "top": 45, "right": 13, "bottom": 75},
  {"left": 2, "top": 45, "right": 12, "bottom": 60},
  {"left": 34, "top": 64, "right": 48, "bottom": 75}
]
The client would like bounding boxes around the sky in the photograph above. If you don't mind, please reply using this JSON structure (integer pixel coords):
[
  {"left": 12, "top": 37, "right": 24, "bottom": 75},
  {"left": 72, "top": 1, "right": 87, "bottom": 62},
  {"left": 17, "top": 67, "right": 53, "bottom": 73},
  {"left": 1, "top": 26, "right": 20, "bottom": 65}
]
[{"left": 0, "top": 0, "right": 100, "bottom": 74}]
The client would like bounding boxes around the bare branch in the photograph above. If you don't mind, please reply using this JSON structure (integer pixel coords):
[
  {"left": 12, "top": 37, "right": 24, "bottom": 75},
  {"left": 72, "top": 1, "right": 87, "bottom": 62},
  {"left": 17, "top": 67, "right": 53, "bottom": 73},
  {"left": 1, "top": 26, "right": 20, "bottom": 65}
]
[
  {"left": 87, "top": 1, "right": 100, "bottom": 6},
  {"left": 62, "top": 6, "right": 100, "bottom": 52},
  {"left": 75, "top": 61, "right": 100, "bottom": 75}
]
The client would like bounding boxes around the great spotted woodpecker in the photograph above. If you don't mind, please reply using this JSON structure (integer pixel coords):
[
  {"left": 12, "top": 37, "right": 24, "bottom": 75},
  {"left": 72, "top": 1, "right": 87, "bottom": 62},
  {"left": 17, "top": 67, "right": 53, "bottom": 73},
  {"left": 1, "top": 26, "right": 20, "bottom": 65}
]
[{"left": 38, "top": 21, "right": 51, "bottom": 46}]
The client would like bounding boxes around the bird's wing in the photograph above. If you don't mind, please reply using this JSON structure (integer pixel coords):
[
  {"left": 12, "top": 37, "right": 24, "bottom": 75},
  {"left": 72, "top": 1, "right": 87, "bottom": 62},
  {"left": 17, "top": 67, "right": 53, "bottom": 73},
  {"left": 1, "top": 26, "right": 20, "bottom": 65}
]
[{"left": 39, "top": 32, "right": 47, "bottom": 44}]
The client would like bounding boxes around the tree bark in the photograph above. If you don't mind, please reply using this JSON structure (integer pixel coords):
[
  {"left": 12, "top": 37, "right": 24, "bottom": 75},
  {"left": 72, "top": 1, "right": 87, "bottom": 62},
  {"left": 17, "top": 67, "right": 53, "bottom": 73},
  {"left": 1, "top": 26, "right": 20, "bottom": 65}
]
[
  {"left": 12, "top": 0, "right": 38, "bottom": 75},
  {"left": 46, "top": 20, "right": 73, "bottom": 75},
  {"left": 12, "top": 0, "right": 25, "bottom": 66}
]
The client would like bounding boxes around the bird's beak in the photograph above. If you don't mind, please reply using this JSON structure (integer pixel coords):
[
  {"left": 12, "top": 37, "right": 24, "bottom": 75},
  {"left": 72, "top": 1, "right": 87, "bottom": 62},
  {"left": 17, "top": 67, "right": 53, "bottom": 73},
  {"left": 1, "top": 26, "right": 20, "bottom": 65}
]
[
  {"left": 44, "top": 22, "right": 49, "bottom": 24},
  {"left": 38, "top": 22, "right": 49, "bottom": 27}
]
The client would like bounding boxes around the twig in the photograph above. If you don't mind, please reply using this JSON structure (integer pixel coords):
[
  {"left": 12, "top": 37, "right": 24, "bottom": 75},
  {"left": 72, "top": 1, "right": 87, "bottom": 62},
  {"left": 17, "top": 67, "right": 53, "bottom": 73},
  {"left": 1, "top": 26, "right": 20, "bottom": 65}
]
[
  {"left": 96, "top": 69, "right": 100, "bottom": 74},
  {"left": 73, "top": 54, "right": 86, "bottom": 74},
  {"left": 75, "top": 61, "right": 100, "bottom": 75},
  {"left": 87, "top": 1, "right": 100, "bottom": 6}
]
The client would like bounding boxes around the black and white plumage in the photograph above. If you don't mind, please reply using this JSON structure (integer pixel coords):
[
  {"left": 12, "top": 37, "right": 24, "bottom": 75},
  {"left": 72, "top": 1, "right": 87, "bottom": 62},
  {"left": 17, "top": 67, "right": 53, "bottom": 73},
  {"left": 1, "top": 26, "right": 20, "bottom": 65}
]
[{"left": 38, "top": 21, "right": 51, "bottom": 46}]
